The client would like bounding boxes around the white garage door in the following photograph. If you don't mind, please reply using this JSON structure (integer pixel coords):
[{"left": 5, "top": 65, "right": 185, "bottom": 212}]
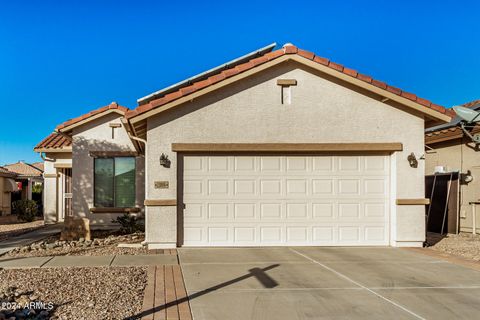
[{"left": 182, "top": 155, "right": 390, "bottom": 246}]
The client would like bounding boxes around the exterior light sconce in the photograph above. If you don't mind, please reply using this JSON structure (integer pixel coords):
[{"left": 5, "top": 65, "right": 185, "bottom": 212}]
[
  {"left": 461, "top": 170, "right": 473, "bottom": 184},
  {"left": 160, "top": 153, "right": 171, "bottom": 168},
  {"left": 407, "top": 152, "right": 418, "bottom": 168}
]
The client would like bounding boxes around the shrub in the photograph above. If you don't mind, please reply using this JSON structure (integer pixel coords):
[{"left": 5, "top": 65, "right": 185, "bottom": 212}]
[
  {"left": 112, "top": 213, "right": 144, "bottom": 234},
  {"left": 12, "top": 200, "right": 38, "bottom": 222}
]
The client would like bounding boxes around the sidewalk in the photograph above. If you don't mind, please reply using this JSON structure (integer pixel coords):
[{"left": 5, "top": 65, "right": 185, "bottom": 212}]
[
  {"left": 0, "top": 253, "right": 178, "bottom": 269},
  {"left": 0, "top": 224, "right": 63, "bottom": 256}
]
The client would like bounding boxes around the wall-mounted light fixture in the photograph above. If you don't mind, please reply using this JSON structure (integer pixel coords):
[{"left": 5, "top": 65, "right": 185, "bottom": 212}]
[
  {"left": 461, "top": 170, "right": 473, "bottom": 184},
  {"left": 407, "top": 152, "right": 418, "bottom": 168},
  {"left": 160, "top": 153, "right": 171, "bottom": 168}
]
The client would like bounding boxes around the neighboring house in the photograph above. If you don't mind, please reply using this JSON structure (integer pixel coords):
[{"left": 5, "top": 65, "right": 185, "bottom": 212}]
[
  {"left": 3, "top": 161, "right": 43, "bottom": 203},
  {"left": 35, "top": 43, "right": 453, "bottom": 248},
  {"left": 34, "top": 132, "right": 72, "bottom": 224},
  {"left": 425, "top": 99, "right": 480, "bottom": 233},
  {"left": 0, "top": 166, "right": 17, "bottom": 215}
]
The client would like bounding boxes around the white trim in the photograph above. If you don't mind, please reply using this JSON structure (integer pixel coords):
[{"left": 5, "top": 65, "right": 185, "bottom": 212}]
[
  {"left": 144, "top": 132, "right": 150, "bottom": 244},
  {"left": 390, "top": 152, "right": 397, "bottom": 246}
]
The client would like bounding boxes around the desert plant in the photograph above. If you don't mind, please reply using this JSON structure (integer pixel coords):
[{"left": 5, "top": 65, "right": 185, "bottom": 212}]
[
  {"left": 12, "top": 200, "right": 38, "bottom": 222},
  {"left": 112, "top": 213, "right": 144, "bottom": 234},
  {"left": 32, "top": 183, "right": 43, "bottom": 194}
]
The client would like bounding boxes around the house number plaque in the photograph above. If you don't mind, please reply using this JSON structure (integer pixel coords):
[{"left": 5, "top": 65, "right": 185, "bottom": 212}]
[{"left": 154, "top": 181, "right": 169, "bottom": 189}]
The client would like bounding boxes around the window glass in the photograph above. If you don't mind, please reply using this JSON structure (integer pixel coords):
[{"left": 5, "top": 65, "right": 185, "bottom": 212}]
[
  {"left": 94, "top": 157, "right": 135, "bottom": 208},
  {"left": 114, "top": 157, "right": 136, "bottom": 207},
  {"left": 94, "top": 158, "right": 114, "bottom": 207}
]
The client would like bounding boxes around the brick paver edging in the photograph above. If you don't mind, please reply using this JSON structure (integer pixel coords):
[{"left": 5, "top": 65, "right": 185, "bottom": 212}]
[{"left": 140, "top": 264, "right": 192, "bottom": 320}]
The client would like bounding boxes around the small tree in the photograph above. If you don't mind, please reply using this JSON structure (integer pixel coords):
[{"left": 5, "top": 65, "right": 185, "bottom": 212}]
[
  {"left": 12, "top": 200, "right": 38, "bottom": 222},
  {"left": 112, "top": 213, "right": 144, "bottom": 234}
]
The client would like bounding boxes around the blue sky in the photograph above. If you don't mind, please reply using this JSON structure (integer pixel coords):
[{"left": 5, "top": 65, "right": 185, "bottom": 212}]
[{"left": 1, "top": 0, "right": 479, "bottom": 165}]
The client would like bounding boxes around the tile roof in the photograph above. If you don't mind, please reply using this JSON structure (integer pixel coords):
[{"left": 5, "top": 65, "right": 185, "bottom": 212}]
[
  {"left": 425, "top": 99, "right": 480, "bottom": 144},
  {"left": 126, "top": 44, "right": 453, "bottom": 120},
  {"left": 0, "top": 166, "right": 16, "bottom": 177},
  {"left": 34, "top": 132, "right": 72, "bottom": 150},
  {"left": 31, "top": 162, "right": 44, "bottom": 171},
  {"left": 56, "top": 102, "right": 129, "bottom": 131},
  {"left": 3, "top": 162, "right": 43, "bottom": 177},
  {"left": 462, "top": 99, "right": 480, "bottom": 109}
]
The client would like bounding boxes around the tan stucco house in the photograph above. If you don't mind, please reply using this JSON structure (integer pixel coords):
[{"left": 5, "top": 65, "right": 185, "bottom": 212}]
[
  {"left": 35, "top": 43, "right": 453, "bottom": 248},
  {"left": 0, "top": 166, "right": 17, "bottom": 215},
  {"left": 425, "top": 99, "right": 480, "bottom": 233}
]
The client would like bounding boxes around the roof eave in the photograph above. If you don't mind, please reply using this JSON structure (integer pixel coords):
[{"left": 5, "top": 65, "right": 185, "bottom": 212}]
[
  {"left": 57, "top": 109, "right": 126, "bottom": 133},
  {"left": 127, "top": 54, "right": 451, "bottom": 132},
  {"left": 34, "top": 147, "right": 73, "bottom": 153}
]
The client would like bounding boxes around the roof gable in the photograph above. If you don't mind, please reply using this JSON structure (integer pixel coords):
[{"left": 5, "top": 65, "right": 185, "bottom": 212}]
[
  {"left": 126, "top": 44, "right": 452, "bottom": 133},
  {"left": 34, "top": 132, "right": 72, "bottom": 152},
  {"left": 56, "top": 102, "right": 128, "bottom": 133}
]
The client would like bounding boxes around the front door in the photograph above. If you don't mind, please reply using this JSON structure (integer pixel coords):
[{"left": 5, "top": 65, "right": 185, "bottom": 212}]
[{"left": 61, "top": 168, "right": 73, "bottom": 220}]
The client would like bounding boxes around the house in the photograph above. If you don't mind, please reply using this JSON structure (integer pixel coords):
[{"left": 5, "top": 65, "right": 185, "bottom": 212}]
[
  {"left": 0, "top": 166, "right": 17, "bottom": 215},
  {"left": 35, "top": 43, "right": 453, "bottom": 248},
  {"left": 425, "top": 99, "right": 480, "bottom": 233},
  {"left": 3, "top": 161, "right": 43, "bottom": 204}
]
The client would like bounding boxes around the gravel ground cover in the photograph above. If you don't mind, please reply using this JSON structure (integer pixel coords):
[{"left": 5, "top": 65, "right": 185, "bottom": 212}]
[
  {"left": 0, "top": 216, "right": 44, "bottom": 242},
  {"left": 5, "top": 231, "right": 150, "bottom": 258},
  {"left": 427, "top": 232, "right": 480, "bottom": 261},
  {"left": 0, "top": 267, "right": 147, "bottom": 319}
]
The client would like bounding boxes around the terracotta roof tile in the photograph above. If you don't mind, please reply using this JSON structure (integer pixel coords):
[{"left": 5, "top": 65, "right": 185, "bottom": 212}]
[
  {"left": 31, "top": 162, "right": 44, "bottom": 171},
  {"left": 343, "top": 67, "right": 358, "bottom": 77},
  {"left": 297, "top": 49, "right": 315, "bottom": 60},
  {"left": 126, "top": 44, "right": 449, "bottom": 120},
  {"left": 372, "top": 79, "right": 387, "bottom": 90},
  {"left": 463, "top": 99, "right": 480, "bottom": 108},
  {"left": 56, "top": 102, "right": 128, "bottom": 131},
  {"left": 313, "top": 56, "right": 329, "bottom": 65},
  {"left": 328, "top": 61, "right": 344, "bottom": 72},
  {"left": 401, "top": 91, "right": 417, "bottom": 101},
  {"left": 34, "top": 132, "right": 72, "bottom": 150},
  {"left": 386, "top": 85, "right": 402, "bottom": 95},
  {"left": 0, "top": 166, "right": 16, "bottom": 177},
  {"left": 4, "top": 162, "right": 43, "bottom": 177}
]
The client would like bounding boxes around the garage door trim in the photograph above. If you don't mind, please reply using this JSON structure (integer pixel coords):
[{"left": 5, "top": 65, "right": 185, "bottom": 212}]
[
  {"left": 179, "top": 153, "right": 395, "bottom": 247},
  {"left": 172, "top": 143, "right": 403, "bottom": 153}
]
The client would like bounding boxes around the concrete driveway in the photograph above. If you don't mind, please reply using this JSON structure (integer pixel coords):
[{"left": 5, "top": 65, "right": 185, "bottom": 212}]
[{"left": 178, "top": 247, "right": 480, "bottom": 320}]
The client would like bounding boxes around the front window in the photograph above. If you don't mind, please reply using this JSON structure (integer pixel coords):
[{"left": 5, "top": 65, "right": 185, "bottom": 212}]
[{"left": 94, "top": 157, "right": 136, "bottom": 207}]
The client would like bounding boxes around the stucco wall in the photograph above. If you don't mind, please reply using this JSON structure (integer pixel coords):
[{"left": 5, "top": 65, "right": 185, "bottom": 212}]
[
  {"left": 42, "top": 152, "right": 72, "bottom": 224},
  {"left": 72, "top": 113, "right": 145, "bottom": 227},
  {"left": 425, "top": 138, "right": 480, "bottom": 232},
  {"left": 144, "top": 61, "right": 426, "bottom": 247},
  {"left": 0, "top": 177, "right": 12, "bottom": 215}
]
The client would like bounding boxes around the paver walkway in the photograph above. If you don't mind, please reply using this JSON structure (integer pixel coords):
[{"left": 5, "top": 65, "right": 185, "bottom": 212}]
[
  {"left": 0, "top": 253, "right": 178, "bottom": 268},
  {"left": 0, "top": 224, "right": 62, "bottom": 255},
  {"left": 139, "top": 265, "right": 193, "bottom": 320}
]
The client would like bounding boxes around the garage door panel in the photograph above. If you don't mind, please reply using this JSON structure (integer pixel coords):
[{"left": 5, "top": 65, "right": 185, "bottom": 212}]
[
  {"left": 338, "top": 156, "right": 361, "bottom": 171},
  {"left": 312, "top": 179, "right": 334, "bottom": 194},
  {"left": 260, "top": 203, "right": 283, "bottom": 219},
  {"left": 182, "top": 155, "right": 390, "bottom": 246}
]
